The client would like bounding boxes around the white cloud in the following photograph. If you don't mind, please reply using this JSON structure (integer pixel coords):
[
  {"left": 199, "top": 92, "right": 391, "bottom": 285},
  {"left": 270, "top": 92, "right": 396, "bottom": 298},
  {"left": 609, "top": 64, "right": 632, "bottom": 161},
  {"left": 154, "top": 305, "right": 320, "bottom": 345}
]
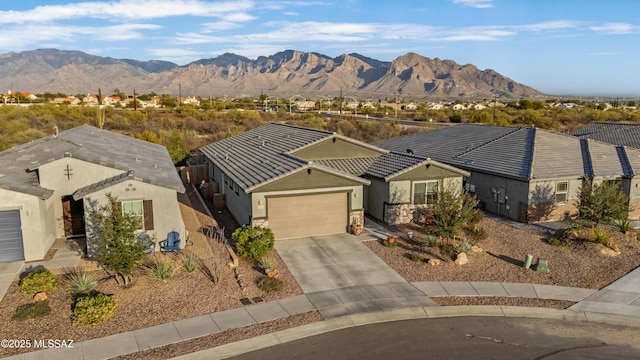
[
  {"left": 0, "top": 0, "right": 255, "bottom": 23},
  {"left": 518, "top": 20, "right": 582, "bottom": 32},
  {"left": 283, "top": 12, "right": 299, "bottom": 16},
  {"left": 590, "top": 51, "right": 621, "bottom": 56},
  {"left": 590, "top": 22, "right": 634, "bottom": 34},
  {"left": 453, "top": 0, "right": 494, "bottom": 9}
]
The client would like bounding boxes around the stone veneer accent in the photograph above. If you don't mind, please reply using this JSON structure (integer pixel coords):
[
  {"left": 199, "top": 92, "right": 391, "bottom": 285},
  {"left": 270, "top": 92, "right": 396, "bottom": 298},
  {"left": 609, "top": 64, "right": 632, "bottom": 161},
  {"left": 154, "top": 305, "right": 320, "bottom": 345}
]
[
  {"left": 252, "top": 218, "right": 269, "bottom": 228},
  {"left": 383, "top": 203, "right": 413, "bottom": 225},
  {"left": 349, "top": 210, "right": 364, "bottom": 229}
]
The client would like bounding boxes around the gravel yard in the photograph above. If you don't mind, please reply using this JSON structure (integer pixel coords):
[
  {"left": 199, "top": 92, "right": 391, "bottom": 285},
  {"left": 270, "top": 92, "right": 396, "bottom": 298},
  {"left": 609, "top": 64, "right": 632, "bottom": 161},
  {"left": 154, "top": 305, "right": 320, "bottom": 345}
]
[{"left": 364, "top": 215, "right": 640, "bottom": 289}]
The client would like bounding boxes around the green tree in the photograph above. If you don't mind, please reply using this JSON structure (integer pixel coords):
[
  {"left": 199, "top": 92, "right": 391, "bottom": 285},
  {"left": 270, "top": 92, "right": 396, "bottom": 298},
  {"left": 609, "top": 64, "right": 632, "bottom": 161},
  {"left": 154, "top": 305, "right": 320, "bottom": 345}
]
[
  {"left": 578, "top": 179, "right": 630, "bottom": 224},
  {"left": 89, "top": 193, "right": 148, "bottom": 286},
  {"left": 426, "top": 185, "right": 481, "bottom": 240},
  {"left": 166, "top": 129, "right": 190, "bottom": 165}
]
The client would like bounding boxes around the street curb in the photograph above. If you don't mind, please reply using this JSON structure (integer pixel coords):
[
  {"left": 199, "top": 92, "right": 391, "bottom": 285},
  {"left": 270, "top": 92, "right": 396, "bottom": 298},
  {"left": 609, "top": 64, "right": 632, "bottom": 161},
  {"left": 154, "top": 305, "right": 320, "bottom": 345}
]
[{"left": 170, "top": 306, "right": 640, "bottom": 360}]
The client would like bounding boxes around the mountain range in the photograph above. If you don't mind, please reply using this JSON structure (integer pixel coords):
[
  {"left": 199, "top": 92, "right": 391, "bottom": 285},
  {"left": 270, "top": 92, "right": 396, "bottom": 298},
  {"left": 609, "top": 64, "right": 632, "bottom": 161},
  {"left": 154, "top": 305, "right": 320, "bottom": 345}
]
[{"left": 0, "top": 49, "right": 544, "bottom": 100}]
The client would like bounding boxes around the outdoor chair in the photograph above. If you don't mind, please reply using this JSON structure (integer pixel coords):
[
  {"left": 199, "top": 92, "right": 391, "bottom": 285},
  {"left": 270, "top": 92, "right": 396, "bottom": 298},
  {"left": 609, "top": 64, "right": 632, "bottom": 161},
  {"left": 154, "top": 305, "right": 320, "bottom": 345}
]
[
  {"left": 159, "top": 231, "right": 181, "bottom": 254},
  {"left": 138, "top": 233, "right": 155, "bottom": 254}
]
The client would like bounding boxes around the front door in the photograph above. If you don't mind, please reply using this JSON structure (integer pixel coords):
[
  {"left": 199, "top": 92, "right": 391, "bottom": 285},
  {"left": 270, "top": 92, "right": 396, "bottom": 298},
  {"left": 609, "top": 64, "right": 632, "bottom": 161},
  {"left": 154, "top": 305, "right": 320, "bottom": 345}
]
[{"left": 62, "top": 196, "right": 85, "bottom": 238}]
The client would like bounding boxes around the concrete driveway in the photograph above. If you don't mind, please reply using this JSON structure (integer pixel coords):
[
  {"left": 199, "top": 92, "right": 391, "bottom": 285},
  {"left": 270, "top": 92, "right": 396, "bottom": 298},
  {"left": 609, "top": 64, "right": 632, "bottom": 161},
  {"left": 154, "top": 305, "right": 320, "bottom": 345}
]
[{"left": 275, "top": 233, "right": 406, "bottom": 293}]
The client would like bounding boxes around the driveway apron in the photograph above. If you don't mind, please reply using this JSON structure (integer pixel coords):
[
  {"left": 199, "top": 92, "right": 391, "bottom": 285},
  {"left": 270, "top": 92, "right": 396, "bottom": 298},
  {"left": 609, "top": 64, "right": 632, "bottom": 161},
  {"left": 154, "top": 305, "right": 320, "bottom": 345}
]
[{"left": 275, "top": 233, "right": 406, "bottom": 293}]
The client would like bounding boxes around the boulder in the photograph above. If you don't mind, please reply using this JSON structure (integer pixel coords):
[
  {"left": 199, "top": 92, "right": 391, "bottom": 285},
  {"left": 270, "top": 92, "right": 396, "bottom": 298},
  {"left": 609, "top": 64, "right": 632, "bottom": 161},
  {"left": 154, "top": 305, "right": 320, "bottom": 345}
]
[
  {"left": 33, "top": 292, "right": 47, "bottom": 302},
  {"left": 266, "top": 269, "right": 279, "bottom": 278},
  {"left": 600, "top": 247, "right": 620, "bottom": 257},
  {"left": 472, "top": 245, "right": 484, "bottom": 254},
  {"left": 455, "top": 252, "right": 468, "bottom": 265},
  {"left": 429, "top": 259, "right": 441, "bottom": 266}
]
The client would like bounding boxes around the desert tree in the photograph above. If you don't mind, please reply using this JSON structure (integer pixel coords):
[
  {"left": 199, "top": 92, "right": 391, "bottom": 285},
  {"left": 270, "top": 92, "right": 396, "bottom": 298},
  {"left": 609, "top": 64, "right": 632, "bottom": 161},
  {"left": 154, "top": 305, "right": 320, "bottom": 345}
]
[
  {"left": 88, "top": 193, "right": 149, "bottom": 286},
  {"left": 578, "top": 178, "right": 630, "bottom": 224}
]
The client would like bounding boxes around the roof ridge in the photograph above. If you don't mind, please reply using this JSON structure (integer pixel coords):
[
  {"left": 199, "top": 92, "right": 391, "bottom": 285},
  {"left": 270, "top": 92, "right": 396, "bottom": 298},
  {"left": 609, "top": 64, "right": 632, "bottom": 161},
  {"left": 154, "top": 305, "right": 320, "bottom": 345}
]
[
  {"left": 454, "top": 126, "right": 525, "bottom": 158},
  {"left": 270, "top": 122, "right": 334, "bottom": 135},
  {"left": 616, "top": 146, "right": 634, "bottom": 177},
  {"left": 527, "top": 128, "right": 537, "bottom": 179},
  {"left": 580, "top": 138, "right": 594, "bottom": 177}
]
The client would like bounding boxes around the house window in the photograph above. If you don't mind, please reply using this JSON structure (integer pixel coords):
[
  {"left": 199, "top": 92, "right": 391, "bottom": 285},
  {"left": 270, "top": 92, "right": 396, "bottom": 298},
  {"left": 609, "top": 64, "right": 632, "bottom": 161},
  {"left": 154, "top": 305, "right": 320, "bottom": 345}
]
[
  {"left": 413, "top": 181, "right": 438, "bottom": 206},
  {"left": 555, "top": 181, "right": 568, "bottom": 203},
  {"left": 121, "top": 200, "right": 154, "bottom": 230}
]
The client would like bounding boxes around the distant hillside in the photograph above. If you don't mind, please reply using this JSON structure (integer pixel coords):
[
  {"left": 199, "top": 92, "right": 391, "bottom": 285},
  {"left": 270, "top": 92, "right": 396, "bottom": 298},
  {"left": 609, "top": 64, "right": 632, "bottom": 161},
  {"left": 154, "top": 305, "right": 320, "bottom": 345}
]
[{"left": 0, "top": 49, "right": 544, "bottom": 99}]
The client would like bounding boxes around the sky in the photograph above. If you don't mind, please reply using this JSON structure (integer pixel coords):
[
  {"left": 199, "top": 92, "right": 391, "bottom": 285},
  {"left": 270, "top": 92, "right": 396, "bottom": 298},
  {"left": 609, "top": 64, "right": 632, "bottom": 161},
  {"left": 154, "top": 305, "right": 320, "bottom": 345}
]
[{"left": 0, "top": 0, "right": 639, "bottom": 97}]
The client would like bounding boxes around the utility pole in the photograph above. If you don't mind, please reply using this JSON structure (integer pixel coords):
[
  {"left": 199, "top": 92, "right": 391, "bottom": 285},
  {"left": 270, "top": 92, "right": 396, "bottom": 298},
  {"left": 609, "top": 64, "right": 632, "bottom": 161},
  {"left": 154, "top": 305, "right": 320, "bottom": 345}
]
[{"left": 133, "top": 88, "right": 137, "bottom": 111}]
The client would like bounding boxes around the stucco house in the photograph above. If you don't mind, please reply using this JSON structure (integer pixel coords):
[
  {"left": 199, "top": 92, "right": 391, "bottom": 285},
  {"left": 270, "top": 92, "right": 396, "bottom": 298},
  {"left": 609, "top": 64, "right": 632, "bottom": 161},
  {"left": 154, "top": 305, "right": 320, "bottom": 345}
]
[
  {"left": 0, "top": 125, "right": 186, "bottom": 262},
  {"left": 199, "top": 123, "right": 469, "bottom": 240},
  {"left": 375, "top": 124, "right": 640, "bottom": 223}
]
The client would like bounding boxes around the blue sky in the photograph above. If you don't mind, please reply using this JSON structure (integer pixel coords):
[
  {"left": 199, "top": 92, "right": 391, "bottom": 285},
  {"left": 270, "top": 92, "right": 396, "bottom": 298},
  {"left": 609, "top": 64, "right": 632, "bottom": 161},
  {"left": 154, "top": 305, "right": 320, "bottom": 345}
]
[{"left": 1, "top": 0, "right": 639, "bottom": 97}]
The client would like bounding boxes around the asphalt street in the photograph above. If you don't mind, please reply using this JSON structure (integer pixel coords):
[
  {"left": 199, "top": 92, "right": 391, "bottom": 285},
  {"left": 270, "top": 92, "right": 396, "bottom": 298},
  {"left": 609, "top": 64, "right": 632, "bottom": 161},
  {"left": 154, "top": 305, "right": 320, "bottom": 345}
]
[{"left": 229, "top": 317, "right": 640, "bottom": 360}]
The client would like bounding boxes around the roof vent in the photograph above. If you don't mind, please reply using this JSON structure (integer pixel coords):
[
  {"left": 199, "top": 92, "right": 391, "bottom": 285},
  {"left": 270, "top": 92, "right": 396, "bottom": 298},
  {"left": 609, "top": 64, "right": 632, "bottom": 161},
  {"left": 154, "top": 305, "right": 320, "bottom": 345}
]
[
  {"left": 406, "top": 149, "right": 413, "bottom": 154},
  {"left": 64, "top": 152, "right": 72, "bottom": 157}
]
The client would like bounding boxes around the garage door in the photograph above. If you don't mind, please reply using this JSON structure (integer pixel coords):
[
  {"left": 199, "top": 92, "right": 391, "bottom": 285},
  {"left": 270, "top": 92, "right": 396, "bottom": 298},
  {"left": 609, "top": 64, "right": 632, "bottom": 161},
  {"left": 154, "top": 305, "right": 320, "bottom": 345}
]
[
  {"left": 268, "top": 193, "right": 348, "bottom": 239},
  {"left": 0, "top": 210, "right": 25, "bottom": 262}
]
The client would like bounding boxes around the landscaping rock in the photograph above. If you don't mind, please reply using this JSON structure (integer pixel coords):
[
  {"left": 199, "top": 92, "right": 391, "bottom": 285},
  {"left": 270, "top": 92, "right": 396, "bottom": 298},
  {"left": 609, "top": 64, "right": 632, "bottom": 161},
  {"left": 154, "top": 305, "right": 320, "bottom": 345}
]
[
  {"left": 455, "top": 253, "right": 468, "bottom": 265},
  {"left": 33, "top": 292, "right": 47, "bottom": 302},
  {"left": 472, "top": 245, "right": 484, "bottom": 254},
  {"left": 266, "top": 269, "right": 279, "bottom": 278},
  {"left": 429, "top": 259, "right": 441, "bottom": 266},
  {"left": 600, "top": 247, "right": 620, "bottom": 257}
]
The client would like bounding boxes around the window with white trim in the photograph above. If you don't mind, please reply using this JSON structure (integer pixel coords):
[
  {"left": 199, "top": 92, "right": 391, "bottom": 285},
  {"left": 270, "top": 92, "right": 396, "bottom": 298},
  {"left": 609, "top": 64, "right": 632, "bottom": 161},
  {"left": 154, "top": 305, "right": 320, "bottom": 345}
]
[
  {"left": 555, "top": 181, "right": 568, "bottom": 203},
  {"left": 413, "top": 181, "right": 439, "bottom": 206}
]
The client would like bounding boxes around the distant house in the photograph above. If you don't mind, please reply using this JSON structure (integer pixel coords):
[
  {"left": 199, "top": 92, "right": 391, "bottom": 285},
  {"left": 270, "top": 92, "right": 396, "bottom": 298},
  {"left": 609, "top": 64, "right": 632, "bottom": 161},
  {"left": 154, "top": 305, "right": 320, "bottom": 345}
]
[
  {"left": 199, "top": 123, "right": 468, "bottom": 239},
  {"left": 51, "top": 96, "right": 81, "bottom": 105},
  {"left": 102, "top": 95, "right": 121, "bottom": 106},
  {"left": 180, "top": 97, "right": 200, "bottom": 106},
  {"left": 376, "top": 124, "right": 640, "bottom": 223},
  {"left": 82, "top": 94, "right": 100, "bottom": 106},
  {"left": 0, "top": 125, "right": 186, "bottom": 262}
]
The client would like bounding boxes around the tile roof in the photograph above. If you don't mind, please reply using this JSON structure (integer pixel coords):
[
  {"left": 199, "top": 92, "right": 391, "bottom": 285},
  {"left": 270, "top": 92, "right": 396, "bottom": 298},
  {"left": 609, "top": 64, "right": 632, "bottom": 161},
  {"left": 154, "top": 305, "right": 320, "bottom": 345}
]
[
  {"left": 0, "top": 125, "right": 184, "bottom": 198},
  {"left": 200, "top": 123, "right": 467, "bottom": 192},
  {"left": 375, "top": 124, "right": 639, "bottom": 181},
  {"left": 572, "top": 122, "right": 640, "bottom": 149}
]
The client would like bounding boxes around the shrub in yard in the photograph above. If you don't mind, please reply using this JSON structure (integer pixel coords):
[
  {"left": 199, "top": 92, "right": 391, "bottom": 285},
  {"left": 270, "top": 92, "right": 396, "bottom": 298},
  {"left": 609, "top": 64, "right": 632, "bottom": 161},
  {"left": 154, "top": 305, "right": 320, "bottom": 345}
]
[
  {"left": 382, "top": 239, "right": 397, "bottom": 247},
  {"left": 463, "top": 226, "right": 487, "bottom": 243},
  {"left": 439, "top": 243, "right": 457, "bottom": 261},
  {"left": 614, "top": 218, "right": 632, "bottom": 234},
  {"left": 420, "top": 235, "right": 439, "bottom": 248},
  {"left": 454, "top": 239, "right": 474, "bottom": 256},
  {"left": 547, "top": 236, "right": 569, "bottom": 247},
  {"left": 258, "top": 257, "right": 277, "bottom": 270},
  {"left": 232, "top": 226, "right": 275, "bottom": 260},
  {"left": 12, "top": 301, "right": 51, "bottom": 321},
  {"left": 20, "top": 269, "right": 59, "bottom": 296},
  {"left": 72, "top": 293, "right": 117, "bottom": 327},
  {"left": 182, "top": 254, "right": 199, "bottom": 273},
  {"left": 148, "top": 258, "right": 175, "bottom": 282},
  {"left": 257, "top": 277, "right": 286, "bottom": 293},
  {"left": 591, "top": 226, "right": 612, "bottom": 246},
  {"left": 66, "top": 269, "right": 99, "bottom": 295},
  {"left": 407, "top": 253, "right": 423, "bottom": 262}
]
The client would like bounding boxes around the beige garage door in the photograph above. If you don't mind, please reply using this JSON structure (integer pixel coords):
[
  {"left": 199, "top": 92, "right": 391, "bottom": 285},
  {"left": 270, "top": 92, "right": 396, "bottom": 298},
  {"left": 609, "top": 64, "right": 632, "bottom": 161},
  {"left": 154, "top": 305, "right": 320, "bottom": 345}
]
[{"left": 268, "top": 193, "right": 348, "bottom": 239}]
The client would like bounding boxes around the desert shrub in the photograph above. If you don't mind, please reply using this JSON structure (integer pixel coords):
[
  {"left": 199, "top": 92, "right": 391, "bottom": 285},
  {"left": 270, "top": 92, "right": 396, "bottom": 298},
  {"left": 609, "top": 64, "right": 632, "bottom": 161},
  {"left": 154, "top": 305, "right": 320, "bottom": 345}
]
[
  {"left": 148, "top": 258, "right": 175, "bottom": 281},
  {"left": 72, "top": 293, "right": 117, "bottom": 327},
  {"left": 614, "top": 218, "right": 632, "bottom": 234},
  {"left": 407, "top": 253, "right": 423, "bottom": 262},
  {"left": 257, "top": 277, "right": 285, "bottom": 293},
  {"left": 547, "top": 236, "right": 570, "bottom": 247},
  {"left": 232, "top": 226, "right": 275, "bottom": 260},
  {"left": 454, "top": 239, "right": 474, "bottom": 256},
  {"left": 420, "top": 235, "right": 440, "bottom": 247},
  {"left": 591, "top": 226, "right": 612, "bottom": 246},
  {"left": 12, "top": 301, "right": 51, "bottom": 321},
  {"left": 182, "top": 254, "right": 199, "bottom": 273},
  {"left": 258, "top": 257, "right": 276, "bottom": 270},
  {"left": 463, "top": 226, "right": 487, "bottom": 243},
  {"left": 20, "top": 269, "right": 59, "bottom": 296},
  {"left": 66, "top": 269, "right": 99, "bottom": 295},
  {"left": 439, "top": 243, "right": 457, "bottom": 261},
  {"left": 382, "top": 238, "right": 397, "bottom": 248}
]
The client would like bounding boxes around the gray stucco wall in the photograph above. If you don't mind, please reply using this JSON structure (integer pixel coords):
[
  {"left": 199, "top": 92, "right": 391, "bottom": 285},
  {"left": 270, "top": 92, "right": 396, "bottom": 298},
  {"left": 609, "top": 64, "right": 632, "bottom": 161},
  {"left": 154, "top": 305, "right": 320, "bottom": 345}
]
[
  {"left": 466, "top": 173, "right": 530, "bottom": 221},
  {"left": 366, "top": 178, "right": 390, "bottom": 221},
  {"left": 83, "top": 179, "right": 186, "bottom": 255}
]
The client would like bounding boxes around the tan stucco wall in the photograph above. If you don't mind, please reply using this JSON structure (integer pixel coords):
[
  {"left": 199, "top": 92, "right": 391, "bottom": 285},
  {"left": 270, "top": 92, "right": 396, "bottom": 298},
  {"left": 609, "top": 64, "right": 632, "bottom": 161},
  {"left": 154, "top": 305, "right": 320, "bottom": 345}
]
[
  {"left": 83, "top": 179, "right": 186, "bottom": 255},
  {"left": 0, "top": 188, "right": 55, "bottom": 261}
]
